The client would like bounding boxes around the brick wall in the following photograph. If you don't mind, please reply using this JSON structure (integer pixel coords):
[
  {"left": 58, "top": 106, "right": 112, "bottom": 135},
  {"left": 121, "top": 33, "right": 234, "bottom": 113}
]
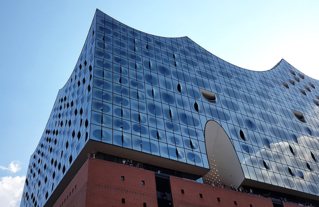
[
  {"left": 54, "top": 158, "right": 158, "bottom": 207},
  {"left": 170, "top": 176, "right": 274, "bottom": 207},
  {"left": 53, "top": 160, "right": 89, "bottom": 207},
  {"left": 85, "top": 158, "right": 158, "bottom": 207},
  {"left": 53, "top": 158, "right": 308, "bottom": 207}
]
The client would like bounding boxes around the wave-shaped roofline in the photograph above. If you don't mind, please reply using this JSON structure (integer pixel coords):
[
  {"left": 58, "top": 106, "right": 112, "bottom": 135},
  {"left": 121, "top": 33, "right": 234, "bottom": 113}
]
[
  {"left": 97, "top": 9, "right": 315, "bottom": 80},
  {"left": 29, "top": 8, "right": 317, "bottom": 159}
]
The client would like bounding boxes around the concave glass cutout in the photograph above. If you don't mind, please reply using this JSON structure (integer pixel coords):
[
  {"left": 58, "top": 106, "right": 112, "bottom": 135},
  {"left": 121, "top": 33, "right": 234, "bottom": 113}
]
[
  {"left": 282, "top": 82, "right": 289, "bottom": 88},
  {"left": 239, "top": 130, "right": 246, "bottom": 141},
  {"left": 292, "top": 110, "right": 305, "bottom": 122},
  {"left": 200, "top": 89, "right": 216, "bottom": 103}
]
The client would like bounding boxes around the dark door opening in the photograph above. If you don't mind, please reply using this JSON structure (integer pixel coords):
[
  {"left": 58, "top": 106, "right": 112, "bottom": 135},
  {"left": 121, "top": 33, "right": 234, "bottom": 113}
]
[
  {"left": 155, "top": 173, "right": 173, "bottom": 207},
  {"left": 271, "top": 198, "right": 283, "bottom": 207}
]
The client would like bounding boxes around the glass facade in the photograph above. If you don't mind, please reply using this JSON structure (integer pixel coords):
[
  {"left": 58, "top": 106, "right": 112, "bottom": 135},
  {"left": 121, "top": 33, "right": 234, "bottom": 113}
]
[{"left": 20, "top": 9, "right": 319, "bottom": 207}]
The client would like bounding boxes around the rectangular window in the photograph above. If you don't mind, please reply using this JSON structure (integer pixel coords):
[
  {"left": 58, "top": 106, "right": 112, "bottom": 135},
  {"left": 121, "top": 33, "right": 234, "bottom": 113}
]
[
  {"left": 199, "top": 193, "right": 203, "bottom": 198},
  {"left": 234, "top": 201, "right": 237, "bottom": 205},
  {"left": 121, "top": 176, "right": 125, "bottom": 181},
  {"left": 142, "top": 180, "right": 145, "bottom": 185},
  {"left": 122, "top": 198, "right": 125, "bottom": 204},
  {"left": 181, "top": 189, "right": 184, "bottom": 194}
]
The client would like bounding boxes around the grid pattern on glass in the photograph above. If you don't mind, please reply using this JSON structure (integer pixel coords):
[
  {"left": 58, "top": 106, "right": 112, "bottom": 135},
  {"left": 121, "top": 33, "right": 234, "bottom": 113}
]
[
  {"left": 20, "top": 9, "right": 319, "bottom": 207},
  {"left": 20, "top": 13, "right": 96, "bottom": 207},
  {"left": 93, "top": 9, "right": 319, "bottom": 196}
]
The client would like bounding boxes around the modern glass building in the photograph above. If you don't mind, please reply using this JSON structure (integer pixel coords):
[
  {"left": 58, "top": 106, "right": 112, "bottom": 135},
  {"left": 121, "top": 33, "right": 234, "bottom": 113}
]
[{"left": 20, "top": 9, "right": 319, "bottom": 207}]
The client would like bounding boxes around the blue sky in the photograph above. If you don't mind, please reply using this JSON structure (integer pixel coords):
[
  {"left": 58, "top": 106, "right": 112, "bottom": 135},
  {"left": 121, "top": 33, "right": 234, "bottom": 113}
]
[{"left": 1, "top": 1, "right": 319, "bottom": 206}]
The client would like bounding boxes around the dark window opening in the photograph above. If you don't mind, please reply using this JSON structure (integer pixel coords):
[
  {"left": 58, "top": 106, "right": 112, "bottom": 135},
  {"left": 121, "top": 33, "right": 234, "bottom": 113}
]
[
  {"left": 239, "top": 130, "right": 246, "bottom": 141},
  {"left": 143, "top": 203, "right": 147, "bottom": 207},
  {"left": 289, "top": 79, "right": 295, "bottom": 85},
  {"left": 292, "top": 110, "right": 305, "bottom": 122},
  {"left": 122, "top": 198, "right": 125, "bottom": 204},
  {"left": 181, "top": 189, "right": 184, "bottom": 194},
  {"left": 201, "top": 89, "right": 216, "bottom": 103},
  {"left": 282, "top": 82, "right": 289, "bottom": 88},
  {"left": 177, "top": 83, "right": 182, "bottom": 93},
  {"left": 169, "top": 109, "right": 173, "bottom": 119},
  {"left": 194, "top": 102, "right": 199, "bottom": 112},
  {"left": 289, "top": 145, "right": 295, "bottom": 156},
  {"left": 234, "top": 201, "right": 237, "bottom": 205},
  {"left": 290, "top": 70, "right": 296, "bottom": 75},
  {"left": 152, "top": 88, "right": 155, "bottom": 98},
  {"left": 309, "top": 82, "right": 315, "bottom": 88},
  {"left": 314, "top": 100, "right": 319, "bottom": 106},
  {"left": 288, "top": 167, "right": 295, "bottom": 176},
  {"left": 263, "top": 160, "right": 270, "bottom": 170},
  {"left": 85, "top": 132, "right": 89, "bottom": 141},
  {"left": 299, "top": 89, "right": 306, "bottom": 95},
  {"left": 190, "top": 140, "right": 196, "bottom": 149},
  {"left": 142, "top": 180, "right": 145, "bottom": 185},
  {"left": 199, "top": 193, "right": 203, "bottom": 198},
  {"left": 299, "top": 73, "right": 305, "bottom": 79},
  {"left": 294, "top": 76, "right": 300, "bottom": 82},
  {"left": 307, "top": 162, "right": 312, "bottom": 171},
  {"left": 121, "top": 176, "right": 125, "bottom": 181},
  {"left": 305, "top": 86, "right": 311, "bottom": 92},
  {"left": 311, "top": 152, "right": 317, "bottom": 162},
  {"left": 217, "top": 197, "right": 220, "bottom": 202}
]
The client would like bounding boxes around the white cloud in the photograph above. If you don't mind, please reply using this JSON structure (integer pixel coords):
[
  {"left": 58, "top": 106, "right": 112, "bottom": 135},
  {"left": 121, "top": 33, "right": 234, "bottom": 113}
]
[
  {"left": 0, "top": 176, "right": 25, "bottom": 207},
  {"left": 0, "top": 161, "right": 21, "bottom": 173}
]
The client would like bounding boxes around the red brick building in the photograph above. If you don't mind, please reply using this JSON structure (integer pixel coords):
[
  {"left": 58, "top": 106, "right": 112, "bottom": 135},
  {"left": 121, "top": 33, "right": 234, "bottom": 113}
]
[{"left": 53, "top": 158, "right": 308, "bottom": 207}]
